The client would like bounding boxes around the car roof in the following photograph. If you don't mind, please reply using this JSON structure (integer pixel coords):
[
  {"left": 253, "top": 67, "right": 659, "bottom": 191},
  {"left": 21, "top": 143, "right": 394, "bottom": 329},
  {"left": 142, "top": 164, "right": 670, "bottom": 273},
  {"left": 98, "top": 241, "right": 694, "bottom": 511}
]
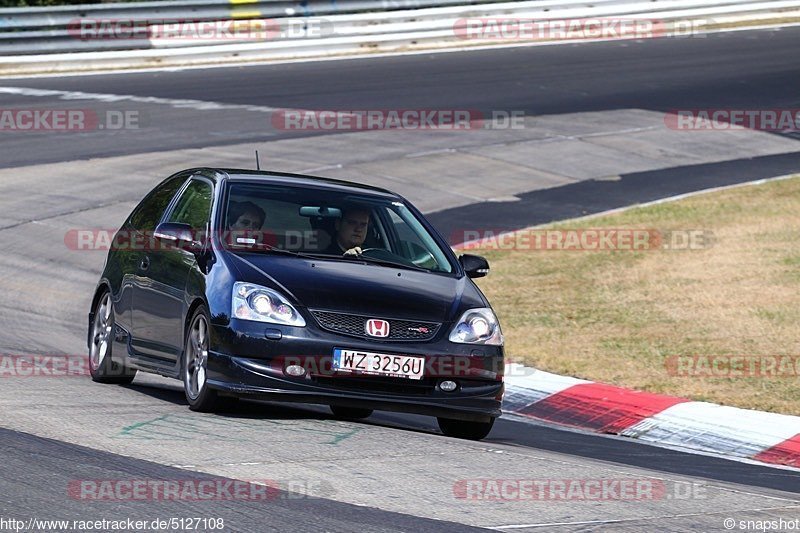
[{"left": 193, "top": 168, "right": 401, "bottom": 199}]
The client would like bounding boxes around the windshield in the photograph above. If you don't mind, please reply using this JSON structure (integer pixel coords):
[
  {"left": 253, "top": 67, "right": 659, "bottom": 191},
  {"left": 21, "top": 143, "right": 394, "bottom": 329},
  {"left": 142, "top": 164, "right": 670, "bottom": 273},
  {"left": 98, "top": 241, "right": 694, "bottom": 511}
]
[{"left": 221, "top": 182, "right": 455, "bottom": 274}]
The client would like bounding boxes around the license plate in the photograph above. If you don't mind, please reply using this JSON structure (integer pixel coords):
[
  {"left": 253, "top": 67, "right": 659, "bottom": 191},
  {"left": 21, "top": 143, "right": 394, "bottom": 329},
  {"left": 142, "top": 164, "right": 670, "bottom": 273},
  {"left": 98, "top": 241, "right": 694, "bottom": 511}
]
[{"left": 332, "top": 349, "right": 424, "bottom": 380}]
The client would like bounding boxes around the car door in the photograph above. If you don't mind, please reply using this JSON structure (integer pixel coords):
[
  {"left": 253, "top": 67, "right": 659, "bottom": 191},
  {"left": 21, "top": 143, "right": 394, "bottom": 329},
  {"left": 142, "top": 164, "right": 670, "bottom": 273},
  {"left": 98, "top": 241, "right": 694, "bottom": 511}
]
[
  {"left": 117, "top": 174, "right": 188, "bottom": 344},
  {"left": 131, "top": 176, "right": 214, "bottom": 363}
]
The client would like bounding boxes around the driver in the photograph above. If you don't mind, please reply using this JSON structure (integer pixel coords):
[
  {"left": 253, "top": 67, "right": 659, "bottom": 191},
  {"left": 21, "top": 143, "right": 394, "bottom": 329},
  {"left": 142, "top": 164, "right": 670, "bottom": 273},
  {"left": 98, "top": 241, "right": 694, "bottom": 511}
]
[{"left": 325, "top": 208, "right": 370, "bottom": 256}]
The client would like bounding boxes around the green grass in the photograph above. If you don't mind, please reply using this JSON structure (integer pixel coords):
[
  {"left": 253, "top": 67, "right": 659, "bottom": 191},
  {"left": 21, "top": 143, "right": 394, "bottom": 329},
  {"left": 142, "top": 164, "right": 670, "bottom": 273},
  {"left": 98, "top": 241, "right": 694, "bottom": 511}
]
[{"left": 471, "top": 175, "right": 800, "bottom": 415}]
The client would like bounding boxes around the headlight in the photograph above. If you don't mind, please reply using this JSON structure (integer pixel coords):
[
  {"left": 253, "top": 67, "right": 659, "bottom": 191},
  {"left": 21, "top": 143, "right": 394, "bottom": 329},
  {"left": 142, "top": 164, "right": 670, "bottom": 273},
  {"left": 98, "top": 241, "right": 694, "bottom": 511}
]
[
  {"left": 232, "top": 282, "right": 306, "bottom": 327},
  {"left": 448, "top": 308, "right": 503, "bottom": 345}
]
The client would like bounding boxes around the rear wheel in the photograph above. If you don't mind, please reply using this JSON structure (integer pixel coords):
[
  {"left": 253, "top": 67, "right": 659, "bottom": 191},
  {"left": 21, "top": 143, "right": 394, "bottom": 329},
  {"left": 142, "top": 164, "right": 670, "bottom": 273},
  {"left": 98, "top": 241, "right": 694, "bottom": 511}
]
[
  {"left": 88, "top": 292, "right": 136, "bottom": 384},
  {"left": 183, "top": 307, "right": 234, "bottom": 412},
  {"left": 437, "top": 417, "right": 495, "bottom": 440},
  {"left": 330, "top": 406, "right": 373, "bottom": 420}
]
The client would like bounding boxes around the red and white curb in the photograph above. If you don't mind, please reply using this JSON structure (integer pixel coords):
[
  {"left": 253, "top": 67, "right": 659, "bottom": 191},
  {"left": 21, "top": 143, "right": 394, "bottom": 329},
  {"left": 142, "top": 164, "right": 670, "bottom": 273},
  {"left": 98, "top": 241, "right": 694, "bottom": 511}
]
[{"left": 503, "top": 365, "right": 800, "bottom": 469}]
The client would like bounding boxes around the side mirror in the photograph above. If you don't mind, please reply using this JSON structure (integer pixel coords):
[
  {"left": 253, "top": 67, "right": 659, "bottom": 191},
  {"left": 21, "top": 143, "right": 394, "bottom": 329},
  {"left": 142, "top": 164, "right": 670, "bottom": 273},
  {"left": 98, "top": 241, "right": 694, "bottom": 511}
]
[
  {"left": 154, "top": 222, "right": 198, "bottom": 249},
  {"left": 459, "top": 254, "right": 490, "bottom": 278}
]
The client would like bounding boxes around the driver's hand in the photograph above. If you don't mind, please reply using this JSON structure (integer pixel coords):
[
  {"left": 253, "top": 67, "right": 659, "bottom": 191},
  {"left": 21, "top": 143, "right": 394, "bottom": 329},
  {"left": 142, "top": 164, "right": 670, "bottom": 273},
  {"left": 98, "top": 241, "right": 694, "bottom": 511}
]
[{"left": 343, "top": 246, "right": 362, "bottom": 257}]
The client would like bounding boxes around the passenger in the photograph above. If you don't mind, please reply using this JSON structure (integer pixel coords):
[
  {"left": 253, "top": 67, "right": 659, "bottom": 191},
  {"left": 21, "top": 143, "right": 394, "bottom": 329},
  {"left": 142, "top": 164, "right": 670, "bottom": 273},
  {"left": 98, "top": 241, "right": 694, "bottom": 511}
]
[
  {"left": 227, "top": 201, "right": 266, "bottom": 246},
  {"left": 228, "top": 201, "right": 265, "bottom": 231}
]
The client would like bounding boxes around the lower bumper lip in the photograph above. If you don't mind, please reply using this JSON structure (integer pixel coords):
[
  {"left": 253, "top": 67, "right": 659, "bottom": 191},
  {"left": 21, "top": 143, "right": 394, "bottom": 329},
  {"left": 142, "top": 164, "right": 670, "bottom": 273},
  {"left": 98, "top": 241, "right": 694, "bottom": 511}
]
[{"left": 205, "top": 351, "right": 504, "bottom": 421}]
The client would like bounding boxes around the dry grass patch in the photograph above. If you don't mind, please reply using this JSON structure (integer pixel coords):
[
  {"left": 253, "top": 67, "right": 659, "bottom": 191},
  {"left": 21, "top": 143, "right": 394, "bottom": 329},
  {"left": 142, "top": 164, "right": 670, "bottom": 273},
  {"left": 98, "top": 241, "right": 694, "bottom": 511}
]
[{"left": 472, "top": 176, "right": 800, "bottom": 415}]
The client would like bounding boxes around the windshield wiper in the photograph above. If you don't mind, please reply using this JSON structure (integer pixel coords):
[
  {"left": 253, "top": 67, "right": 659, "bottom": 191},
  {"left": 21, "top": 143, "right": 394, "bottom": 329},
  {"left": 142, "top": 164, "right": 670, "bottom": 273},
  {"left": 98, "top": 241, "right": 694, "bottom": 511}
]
[
  {"left": 236, "top": 245, "right": 361, "bottom": 263},
  {"left": 234, "top": 244, "right": 429, "bottom": 271},
  {"left": 350, "top": 254, "right": 430, "bottom": 272},
  {"left": 234, "top": 244, "right": 323, "bottom": 260}
]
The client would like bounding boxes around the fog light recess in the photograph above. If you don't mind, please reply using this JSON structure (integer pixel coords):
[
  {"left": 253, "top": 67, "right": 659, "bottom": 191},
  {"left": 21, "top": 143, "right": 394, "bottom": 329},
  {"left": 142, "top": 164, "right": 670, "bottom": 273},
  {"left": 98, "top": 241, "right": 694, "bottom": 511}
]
[
  {"left": 439, "top": 380, "right": 458, "bottom": 392},
  {"left": 285, "top": 364, "right": 306, "bottom": 377}
]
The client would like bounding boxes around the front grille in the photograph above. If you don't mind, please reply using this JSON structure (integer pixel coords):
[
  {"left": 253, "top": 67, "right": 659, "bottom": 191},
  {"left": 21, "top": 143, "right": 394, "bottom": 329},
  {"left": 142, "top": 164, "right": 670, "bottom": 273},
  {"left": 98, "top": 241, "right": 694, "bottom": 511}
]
[{"left": 310, "top": 310, "right": 441, "bottom": 341}]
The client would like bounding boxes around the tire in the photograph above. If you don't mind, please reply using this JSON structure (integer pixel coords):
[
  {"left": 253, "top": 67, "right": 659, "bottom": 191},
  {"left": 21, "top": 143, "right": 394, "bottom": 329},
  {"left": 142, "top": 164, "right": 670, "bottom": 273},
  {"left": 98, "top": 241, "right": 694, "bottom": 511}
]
[
  {"left": 437, "top": 417, "right": 495, "bottom": 440},
  {"left": 88, "top": 291, "right": 137, "bottom": 384},
  {"left": 182, "top": 306, "right": 232, "bottom": 412},
  {"left": 330, "top": 406, "right": 373, "bottom": 420}
]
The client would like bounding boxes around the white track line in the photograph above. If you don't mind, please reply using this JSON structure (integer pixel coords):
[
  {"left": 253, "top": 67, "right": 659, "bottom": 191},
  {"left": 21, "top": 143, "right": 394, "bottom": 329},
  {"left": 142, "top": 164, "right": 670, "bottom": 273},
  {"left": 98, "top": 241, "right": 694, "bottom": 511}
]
[{"left": 0, "top": 86, "right": 283, "bottom": 113}]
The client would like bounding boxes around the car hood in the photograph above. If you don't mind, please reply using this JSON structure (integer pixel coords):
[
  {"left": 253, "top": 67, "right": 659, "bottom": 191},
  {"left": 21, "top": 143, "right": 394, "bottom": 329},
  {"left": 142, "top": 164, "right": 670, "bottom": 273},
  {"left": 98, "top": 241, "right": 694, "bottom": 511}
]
[{"left": 228, "top": 253, "right": 487, "bottom": 323}]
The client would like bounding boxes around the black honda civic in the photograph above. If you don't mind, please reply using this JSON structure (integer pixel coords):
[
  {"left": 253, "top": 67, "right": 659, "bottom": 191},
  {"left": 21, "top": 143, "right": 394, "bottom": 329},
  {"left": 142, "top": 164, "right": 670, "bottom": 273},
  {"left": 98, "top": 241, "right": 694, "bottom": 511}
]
[{"left": 88, "top": 168, "right": 504, "bottom": 439}]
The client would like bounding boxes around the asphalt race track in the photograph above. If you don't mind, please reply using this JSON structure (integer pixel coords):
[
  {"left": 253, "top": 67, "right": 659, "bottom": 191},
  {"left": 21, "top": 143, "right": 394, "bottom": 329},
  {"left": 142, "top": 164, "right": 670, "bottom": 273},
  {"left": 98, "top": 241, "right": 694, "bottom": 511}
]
[
  {"left": 0, "top": 26, "right": 799, "bottom": 168},
  {"left": 0, "top": 26, "right": 799, "bottom": 532}
]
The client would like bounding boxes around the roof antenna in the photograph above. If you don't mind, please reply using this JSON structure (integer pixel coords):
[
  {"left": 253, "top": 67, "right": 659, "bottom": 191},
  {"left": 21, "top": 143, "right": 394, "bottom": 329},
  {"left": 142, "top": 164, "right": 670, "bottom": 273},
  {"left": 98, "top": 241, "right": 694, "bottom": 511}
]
[{"left": 255, "top": 150, "right": 261, "bottom": 171}]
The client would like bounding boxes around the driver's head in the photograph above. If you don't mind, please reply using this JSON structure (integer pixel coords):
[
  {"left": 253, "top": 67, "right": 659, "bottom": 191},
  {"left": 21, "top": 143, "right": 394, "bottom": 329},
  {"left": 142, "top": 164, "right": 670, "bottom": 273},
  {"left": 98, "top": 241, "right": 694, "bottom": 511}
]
[
  {"left": 229, "top": 201, "right": 266, "bottom": 231},
  {"left": 335, "top": 208, "right": 370, "bottom": 250}
]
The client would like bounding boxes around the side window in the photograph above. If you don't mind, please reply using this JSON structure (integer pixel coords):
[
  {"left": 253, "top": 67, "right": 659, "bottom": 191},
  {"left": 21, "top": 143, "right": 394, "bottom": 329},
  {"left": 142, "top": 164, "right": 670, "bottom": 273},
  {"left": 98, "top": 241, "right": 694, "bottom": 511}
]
[
  {"left": 166, "top": 179, "right": 214, "bottom": 231},
  {"left": 128, "top": 176, "right": 186, "bottom": 233}
]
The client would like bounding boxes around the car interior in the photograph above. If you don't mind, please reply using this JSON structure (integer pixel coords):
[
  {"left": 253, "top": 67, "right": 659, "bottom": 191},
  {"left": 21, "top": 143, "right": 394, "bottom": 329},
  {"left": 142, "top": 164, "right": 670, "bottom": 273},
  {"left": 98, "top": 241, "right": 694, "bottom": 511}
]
[{"left": 225, "top": 196, "right": 385, "bottom": 254}]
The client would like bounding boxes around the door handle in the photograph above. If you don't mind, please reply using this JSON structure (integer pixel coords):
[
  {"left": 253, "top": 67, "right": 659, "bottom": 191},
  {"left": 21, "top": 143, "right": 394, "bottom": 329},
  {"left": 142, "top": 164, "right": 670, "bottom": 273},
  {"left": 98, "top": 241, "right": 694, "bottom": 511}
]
[{"left": 139, "top": 256, "right": 150, "bottom": 271}]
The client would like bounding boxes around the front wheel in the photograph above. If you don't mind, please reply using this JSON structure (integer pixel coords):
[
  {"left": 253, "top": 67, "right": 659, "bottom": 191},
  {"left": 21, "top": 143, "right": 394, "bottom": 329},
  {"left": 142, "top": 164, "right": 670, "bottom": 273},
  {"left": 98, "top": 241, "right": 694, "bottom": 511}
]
[
  {"left": 437, "top": 417, "right": 495, "bottom": 440},
  {"left": 88, "top": 291, "right": 136, "bottom": 384},
  {"left": 183, "top": 307, "right": 233, "bottom": 412}
]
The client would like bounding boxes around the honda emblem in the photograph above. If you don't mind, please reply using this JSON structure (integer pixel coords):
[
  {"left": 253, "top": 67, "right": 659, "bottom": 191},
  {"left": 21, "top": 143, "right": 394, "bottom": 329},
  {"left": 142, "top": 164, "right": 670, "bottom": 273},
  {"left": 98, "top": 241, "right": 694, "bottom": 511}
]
[{"left": 365, "top": 319, "right": 390, "bottom": 338}]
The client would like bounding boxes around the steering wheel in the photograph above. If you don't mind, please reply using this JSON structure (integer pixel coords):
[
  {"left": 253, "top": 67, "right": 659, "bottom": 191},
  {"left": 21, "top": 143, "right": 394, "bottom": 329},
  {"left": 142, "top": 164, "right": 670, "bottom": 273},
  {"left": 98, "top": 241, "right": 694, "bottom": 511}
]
[{"left": 356, "top": 247, "right": 392, "bottom": 258}]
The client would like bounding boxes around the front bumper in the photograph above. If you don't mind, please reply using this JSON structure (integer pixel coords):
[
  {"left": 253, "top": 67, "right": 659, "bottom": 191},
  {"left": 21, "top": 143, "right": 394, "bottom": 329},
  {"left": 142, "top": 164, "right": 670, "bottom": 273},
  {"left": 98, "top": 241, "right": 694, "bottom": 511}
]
[{"left": 206, "top": 318, "right": 504, "bottom": 422}]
